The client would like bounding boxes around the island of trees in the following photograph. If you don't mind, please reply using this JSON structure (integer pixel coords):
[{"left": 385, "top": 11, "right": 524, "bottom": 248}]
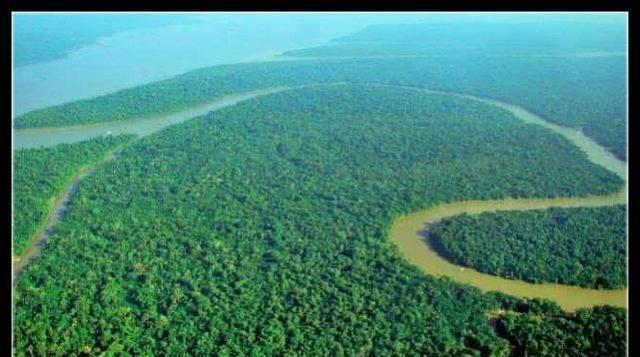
[
  {"left": 14, "top": 85, "right": 625, "bottom": 355},
  {"left": 429, "top": 205, "right": 627, "bottom": 289},
  {"left": 15, "top": 54, "right": 627, "bottom": 161}
]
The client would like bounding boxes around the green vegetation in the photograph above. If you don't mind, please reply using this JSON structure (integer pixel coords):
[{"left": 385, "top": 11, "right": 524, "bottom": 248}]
[
  {"left": 429, "top": 205, "right": 627, "bottom": 289},
  {"left": 15, "top": 54, "right": 627, "bottom": 160},
  {"left": 283, "top": 21, "right": 628, "bottom": 160},
  {"left": 284, "top": 20, "right": 627, "bottom": 57},
  {"left": 14, "top": 85, "right": 624, "bottom": 355},
  {"left": 13, "top": 135, "right": 135, "bottom": 256},
  {"left": 496, "top": 303, "right": 626, "bottom": 357}
]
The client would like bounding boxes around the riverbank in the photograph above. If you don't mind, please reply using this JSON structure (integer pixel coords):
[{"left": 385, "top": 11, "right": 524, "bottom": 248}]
[
  {"left": 12, "top": 143, "right": 131, "bottom": 281},
  {"left": 13, "top": 82, "right": 627, "bottom": 311},
  {"left": 387, "top": 86, "right": 626, "bottom": 312}
]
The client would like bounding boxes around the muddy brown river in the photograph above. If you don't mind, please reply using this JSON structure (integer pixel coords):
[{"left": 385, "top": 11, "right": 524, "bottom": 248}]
[
  {"left": 14, "top": 83, "right": 627, "bottom": 311},
  {"left": 388, "top": 86, "right": 627, "bottom": 312}
]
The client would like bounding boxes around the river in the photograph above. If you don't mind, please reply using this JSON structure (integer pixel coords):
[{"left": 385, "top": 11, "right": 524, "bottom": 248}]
[
  {"left": 13, "top": 13, "right": 432, "bottom": 116},
  {"left": 12, "top": 15, "right": 355, "bottom": 116},
  {"left": 12, "top": 147, "right": 124, "bottom": 281},
  {"left": 387, "top": 86, "right": 627, "bottom": 312},
  {"left": 13, "top": 87, "right": 290, "bottom": 149},
  {"left": 13, "top": 82, "right": 628, "bottom": 311}
]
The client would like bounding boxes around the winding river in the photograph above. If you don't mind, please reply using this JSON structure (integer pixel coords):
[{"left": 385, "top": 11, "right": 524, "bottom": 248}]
[
  {"left": 388, "top": 86, "right": 627, "bottom": 312},
  {"left": 13, "top": 87, "right": 290, "bottom": 150},
  {"left": 13, "top": 82, "right": 627, "bottom": 311},
  {"left": 12, "top": 148, "right": 124, "bottom": 281}
]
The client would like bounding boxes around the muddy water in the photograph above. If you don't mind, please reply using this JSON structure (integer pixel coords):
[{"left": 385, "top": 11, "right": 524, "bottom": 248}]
[
  {"left": 388, "top": 87, "right": 627, "bottom": 312},
  {"left": 13, "top": 83, "right": 359, "bottom": 150},
  {"left": 13, "top": 87, "right": 290, "bottom": 150},
  {"left": 423, "top": 88, "right": 627, "bottom": 179},
  {"left": 12, "top": 146, "right": 132, "bottom": 281},
  {"left": 13, "top": 81, "right": 628, "bottom": 310},
  {"left": 14, "top": 164, "right": 93, "bottom": 281},
  {"left": 13, "top": 84, "right": 346, "bottom": 277}
]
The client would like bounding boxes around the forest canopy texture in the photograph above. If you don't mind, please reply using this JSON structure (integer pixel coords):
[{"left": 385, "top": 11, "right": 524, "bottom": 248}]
[
  {"left": 13, "top": 85, "right": 625, "bottom": 355},
  {"left": 429, "top": 205, "right": 627, "bottom": 289},
  {"left": 14, "top": 55, "right": 627, "bottom": 161},
  {"left": 13, "top": 135, "right": 135, "bottom": 256}
]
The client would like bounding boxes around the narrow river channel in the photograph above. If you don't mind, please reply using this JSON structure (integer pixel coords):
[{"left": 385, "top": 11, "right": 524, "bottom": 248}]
[
  {"left": 13, "top": 87, "right": 290, "bottom": 150},
  {"left": 13, "top": 82, "right": 627, "bottom": 311},
  {"left": 12, "top": 149, "right": 121, "bottom": 281}
]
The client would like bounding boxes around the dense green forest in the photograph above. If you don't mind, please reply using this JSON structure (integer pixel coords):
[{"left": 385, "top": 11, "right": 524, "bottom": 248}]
[
  {"left": 429, "top": 205, "right": 627, "bottom": 289},
  {"left": 13, "top": 85, "right": 624, "bottom": 355},
  {"left": 283, "top": 20, "right": 626, "bottom": 57},
  {"left": 284, "top": 21, "right": 628, "bottom": 160},
  {"left": 13, "top": 135, "right": 135, "bottom": 256},
  {"left": 496, "top": 303, "right": 626, "bottom": 356},
  {"left": 15, "top": 55, "right": 627, "bottom": 160}
]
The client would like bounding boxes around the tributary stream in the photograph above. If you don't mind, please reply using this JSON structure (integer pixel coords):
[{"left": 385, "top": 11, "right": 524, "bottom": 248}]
[{"left": 13, "top": 83, "right": 628, "bottom": 312}]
